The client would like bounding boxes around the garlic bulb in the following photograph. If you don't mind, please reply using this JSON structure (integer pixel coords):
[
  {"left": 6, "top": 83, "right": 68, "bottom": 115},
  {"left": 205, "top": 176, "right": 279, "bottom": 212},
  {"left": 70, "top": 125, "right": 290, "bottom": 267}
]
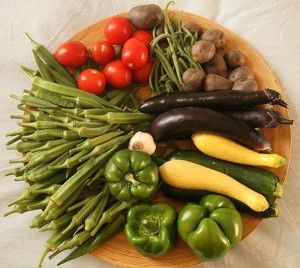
[{"left": 128, "top": 131, "right": 156, "bottom": 155}]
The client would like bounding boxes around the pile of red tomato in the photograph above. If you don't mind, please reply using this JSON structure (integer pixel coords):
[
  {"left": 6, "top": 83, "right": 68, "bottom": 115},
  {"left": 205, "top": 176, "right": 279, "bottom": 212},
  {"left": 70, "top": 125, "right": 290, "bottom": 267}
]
[{"left": 54, "top": 16, "right": 153, "bottom": 95}]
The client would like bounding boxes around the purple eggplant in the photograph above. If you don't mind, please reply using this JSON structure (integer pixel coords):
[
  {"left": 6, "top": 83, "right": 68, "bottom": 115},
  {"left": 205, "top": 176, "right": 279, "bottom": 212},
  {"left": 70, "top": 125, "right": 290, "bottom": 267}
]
[
  {"left": 139, "top": 89, "right": 288, "bottom": 114},
  {"left": 226, "top": 109, "right": 293, "bottom": 128},
  {"left": 149, "top": 106, "right": 273, "bottom": 153}
]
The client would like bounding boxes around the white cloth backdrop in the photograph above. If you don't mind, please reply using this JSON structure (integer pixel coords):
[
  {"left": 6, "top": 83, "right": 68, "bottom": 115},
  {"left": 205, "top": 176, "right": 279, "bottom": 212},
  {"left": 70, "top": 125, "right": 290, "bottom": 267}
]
[{"left": 1, "top": 0, "right": 299, "bottom": 267}]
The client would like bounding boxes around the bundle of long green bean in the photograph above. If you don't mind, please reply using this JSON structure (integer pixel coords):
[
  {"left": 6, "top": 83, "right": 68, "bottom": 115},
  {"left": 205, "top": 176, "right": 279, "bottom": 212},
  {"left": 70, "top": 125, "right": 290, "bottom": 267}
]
[
  {"left": 149, "top": 1, "right": 203, "bottom": 95},
  {"left": 4, "top": 35, "right": 153, "bottom": 267}
]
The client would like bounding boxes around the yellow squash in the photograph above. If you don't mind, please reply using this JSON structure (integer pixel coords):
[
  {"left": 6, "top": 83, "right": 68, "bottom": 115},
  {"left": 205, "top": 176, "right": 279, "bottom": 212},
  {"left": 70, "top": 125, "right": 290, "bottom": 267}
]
[
  {"left": 192, "top": 132, "right": 286, "bottom": 168},
  {"left": 159, "top": 159, "right": 269, "bottom": 212}
]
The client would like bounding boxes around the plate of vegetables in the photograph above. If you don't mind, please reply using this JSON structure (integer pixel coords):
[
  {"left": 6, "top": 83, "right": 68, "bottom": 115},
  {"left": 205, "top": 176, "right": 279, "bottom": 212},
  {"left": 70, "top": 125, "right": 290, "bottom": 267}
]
[{"left": 4, "top": 2, "right": 292, "bottom": 268}]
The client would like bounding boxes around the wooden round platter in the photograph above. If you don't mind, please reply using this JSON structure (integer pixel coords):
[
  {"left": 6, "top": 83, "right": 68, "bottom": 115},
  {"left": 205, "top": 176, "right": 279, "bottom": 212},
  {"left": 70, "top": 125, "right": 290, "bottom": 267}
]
[{"left": 68, "top": 11, "right": 291, "bottom": 268}]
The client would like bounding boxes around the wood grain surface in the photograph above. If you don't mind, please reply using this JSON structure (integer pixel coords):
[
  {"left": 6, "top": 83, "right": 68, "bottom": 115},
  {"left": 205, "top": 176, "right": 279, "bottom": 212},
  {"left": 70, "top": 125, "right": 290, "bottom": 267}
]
[{"left": 69, "top": 11, "right": 291, "bottom": 268}]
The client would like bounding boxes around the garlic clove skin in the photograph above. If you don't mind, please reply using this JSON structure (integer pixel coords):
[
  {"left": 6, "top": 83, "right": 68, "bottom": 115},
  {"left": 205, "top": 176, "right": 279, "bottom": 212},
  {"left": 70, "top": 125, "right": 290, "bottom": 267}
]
[{"left": 128, "top": 131, "right": 156, "bottom": 155}]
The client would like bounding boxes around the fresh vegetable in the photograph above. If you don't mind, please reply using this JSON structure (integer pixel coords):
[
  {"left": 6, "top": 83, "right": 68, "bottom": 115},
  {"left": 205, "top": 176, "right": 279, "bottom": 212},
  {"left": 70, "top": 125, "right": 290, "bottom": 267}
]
[
  {"left": 203, "top": 74, "right": 233, "bottom": 91},
  {"left": 149, "top": 1, "right": 203, "bottom": 94},
  {"left": 54, "top": 40, "right": 88, "bottom": 67},
  {"left": 192, "top": 132, "right": 286, "bottom": 168},
  {"left": 182, "top": 68, "right": 205, "bottom": 92},
  {"left": 128, "top": 131, "right": 156, "bottom": 155},
  {"left": 149, "top": 106, "right": 273, "bottom": 153},
  {"left": 192, "top": 40, "right": 216, "bottom": 64},
  {"left": 132, "top": 30, "right": 153, "bottom": 50},
  {"left": 177, "top": 194, "right": 242, "bottom": 260},
  {"left": 104, "top": 149, "right": 159, "bottom": 201},
  {"left": 167, "top": 149, "right": 284, "bottom": 198},
  {"left": 132, "top": 60, "right": 153, "bottom": 84},
  {"left": 121, "top": 38, "right": 149, "bottom": 70},
  {"left": 223, "top": 48, "right": 245, "bottom": 69},
  {"left": 161, "top": 182, "right": 279, "bottom": 218},
  {"left": 139, "top": 89, "right": 288, "bottom": 114},
  {"left": 77, "top": 69, "right": 106, "bottom": 95},
  {"left": 228, "top": 66, "right": 254, "bottom": 82},
  {"left": 225, "top": 109, "right": 293, "bottom": 128},
  {"left": 203, "top": 53, "right": 228, "bottom": 78},
  {"left": 104, "top": 16, "right": 132, "bottom": 45},
  {"left": 90, "top": 40, "right": 115, "bottom": 65},
  {"left": 232, "top": 79, "right": 258, "bottom": 90},
  {"left": 125, "top": 202, "right": 177, "bottom": 257},
  {"left": 103, "top": 60, "right": 132, "bottom": 88},
  {"left": 159, "top": 159, "right": 270, "bottom": 212},
  {"left": 181, "top": 19, "right": 203, "bottom": 35},
  {"left": 128, "top": 4, "right": 164, "bottom": 30},
  {"left": 200, "top": 28, "right": 226, "bottom": 49}
]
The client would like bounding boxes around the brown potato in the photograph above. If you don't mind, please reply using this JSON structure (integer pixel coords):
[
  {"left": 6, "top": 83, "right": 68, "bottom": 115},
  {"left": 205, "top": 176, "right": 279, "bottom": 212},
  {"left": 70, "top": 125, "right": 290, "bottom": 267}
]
[
  {"left": 128, "top": 4, "right": 164, "bottom": 30},
  {"left": 181, "top": 19, "right": 203, "bottom": 35},
  {"left": 192, "top": 40, "right": 216, "bottom": 64},
  {"left": 224, "top": 48, "right": 246, "bottom": 69},
  {"left": 203, "top": 53, "right": 228, "bottom": 78},
  {"left": 232, "top": 79, "right": 258, "bottom": 90},
  {"left": 201, "top": 28, "right": 226, "bottom": 49},
  {"left": 182, "top": 68, "right": 205, "bottom": 92},
  {"left": 228, "top": 66, "right": 254, "bottom": 82},
  {"left": 203, "top": 74, "right": 233, "bottom": 91}
]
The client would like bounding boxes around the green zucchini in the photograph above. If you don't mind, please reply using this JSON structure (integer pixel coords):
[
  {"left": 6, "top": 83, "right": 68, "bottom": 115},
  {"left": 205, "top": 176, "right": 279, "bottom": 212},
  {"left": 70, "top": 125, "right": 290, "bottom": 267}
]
[
  {"left": 167, "top": 149, "right": 283, "bottom": 198},
  {"left": 161, "top": 182, "right": 278, "bottom": 218}
]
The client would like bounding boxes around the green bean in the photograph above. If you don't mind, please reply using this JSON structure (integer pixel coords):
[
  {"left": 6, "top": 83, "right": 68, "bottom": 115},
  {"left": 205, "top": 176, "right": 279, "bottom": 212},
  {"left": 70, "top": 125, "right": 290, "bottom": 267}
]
[{"left": 57, "top": 212, "right": 125, "bottom": 266}]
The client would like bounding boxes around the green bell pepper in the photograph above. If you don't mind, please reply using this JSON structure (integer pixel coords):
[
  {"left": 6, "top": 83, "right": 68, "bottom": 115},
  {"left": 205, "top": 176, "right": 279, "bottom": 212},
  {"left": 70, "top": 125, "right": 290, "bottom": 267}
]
[
  {"left": 104, "top": 149, "right": 159, "bottom": 202},
  {"left": 178, "top": 194, "right": 243, "bottom": 260},
  {"left": 125, "top": 202, "right": 177, "bottom": 257}
]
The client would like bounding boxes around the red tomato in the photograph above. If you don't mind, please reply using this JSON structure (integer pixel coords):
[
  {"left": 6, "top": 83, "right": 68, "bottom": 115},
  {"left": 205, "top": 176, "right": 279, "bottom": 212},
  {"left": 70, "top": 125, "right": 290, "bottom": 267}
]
[
  {"left": 132, "top": 60, "right": 154, "bottom": 84},
  {"left": 103, "top": 60, "right": 132, "bottom": 88},
  {"left": 132, "top": 30, "right": 153, "bottom": 50},
  {"left": 104, "top": 16, "right": 132, "bottom": 45},
  {"left": 78, "top": 69, "right": 106, "bottom": 95},
  {"left": 55, "top": 41, "right": 88, "bottom": 67},
  {"left": 90, "top": 40, "right": 116, "bottom": 66},
  {"left": 121, "top": 38, "right": 148, "bottom": 70}
]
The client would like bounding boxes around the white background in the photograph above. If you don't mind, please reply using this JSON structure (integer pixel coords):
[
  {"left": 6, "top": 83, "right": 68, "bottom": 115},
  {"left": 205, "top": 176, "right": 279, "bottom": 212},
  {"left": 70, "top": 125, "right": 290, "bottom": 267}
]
[{"left": 1, "top": 0, "right": 300, "bottom": 268}]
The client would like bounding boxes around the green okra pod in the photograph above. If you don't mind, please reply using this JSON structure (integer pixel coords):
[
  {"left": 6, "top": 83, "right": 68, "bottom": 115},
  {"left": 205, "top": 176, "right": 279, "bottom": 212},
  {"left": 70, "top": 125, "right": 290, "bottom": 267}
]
[
  {"left": 57, "top": 212, "right": 126, "bottom": 266},
  {"left": 47, "top": 146, "right": 117, "bottom": 208},
  {"left": 41, "top": 210, "right": 77, "bottom": 232},
  {"left": 32, "top": 49, "right": 54, "bottom": 82},
  {"left": 6, "top": 141, "right": 45, "bottom": 153}
]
